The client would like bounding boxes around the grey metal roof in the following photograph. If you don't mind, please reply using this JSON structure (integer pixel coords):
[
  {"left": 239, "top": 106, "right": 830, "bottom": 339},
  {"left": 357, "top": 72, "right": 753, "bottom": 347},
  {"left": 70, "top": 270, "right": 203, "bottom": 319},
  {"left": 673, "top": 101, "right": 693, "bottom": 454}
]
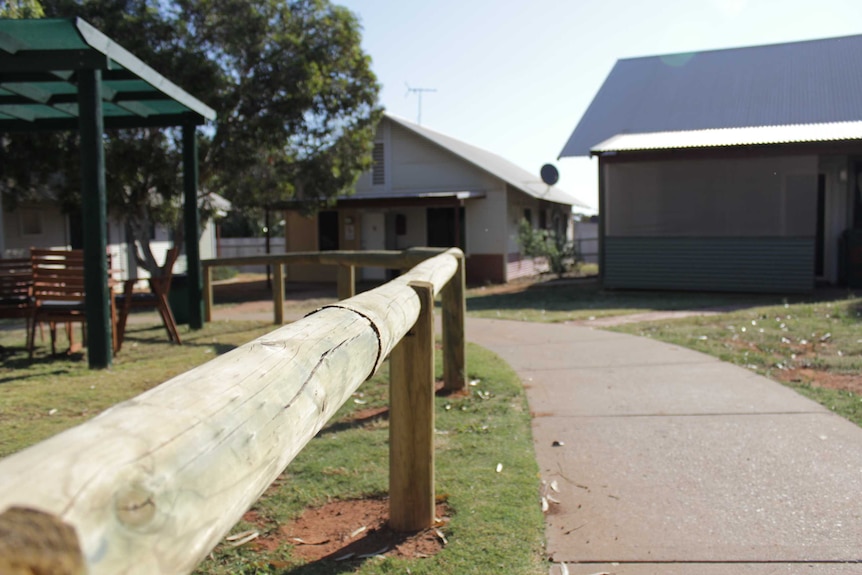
[
  {"left": 560, "top": 34, "right": 862, "bottom": 157},
  {"left": 385, "top": 114, "right": 591, "bottom": 209},
  {"left": 591, "top": 121, "right": 862, "bottom": 153}
]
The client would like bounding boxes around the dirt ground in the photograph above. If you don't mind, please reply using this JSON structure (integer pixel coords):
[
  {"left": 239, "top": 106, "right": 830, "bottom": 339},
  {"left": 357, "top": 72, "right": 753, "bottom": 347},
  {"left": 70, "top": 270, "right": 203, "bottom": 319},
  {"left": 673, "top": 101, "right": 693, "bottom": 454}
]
[{"left": 246, "top": 498, "right": 449, "bottom": 564}]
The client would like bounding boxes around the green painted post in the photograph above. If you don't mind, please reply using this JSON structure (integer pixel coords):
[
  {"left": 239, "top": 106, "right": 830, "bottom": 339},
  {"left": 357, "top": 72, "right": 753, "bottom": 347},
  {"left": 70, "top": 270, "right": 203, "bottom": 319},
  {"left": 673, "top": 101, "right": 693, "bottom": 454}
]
[
  {"left": 182, "top": 124, "right": 204, "bottom": 329},
  {"left": 77, "top": 68, "right": 112, "bottom": 369}
]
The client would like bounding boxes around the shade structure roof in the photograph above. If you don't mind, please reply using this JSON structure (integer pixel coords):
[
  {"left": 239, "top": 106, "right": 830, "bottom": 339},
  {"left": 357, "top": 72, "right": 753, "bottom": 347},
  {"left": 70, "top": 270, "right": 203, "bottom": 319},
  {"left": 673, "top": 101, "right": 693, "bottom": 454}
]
[
  {"left": 0, "top": 17, "right": 216, "bottom": 131},
  {"left": 0, "top": 17, "right": 216, "bottom": 368}
]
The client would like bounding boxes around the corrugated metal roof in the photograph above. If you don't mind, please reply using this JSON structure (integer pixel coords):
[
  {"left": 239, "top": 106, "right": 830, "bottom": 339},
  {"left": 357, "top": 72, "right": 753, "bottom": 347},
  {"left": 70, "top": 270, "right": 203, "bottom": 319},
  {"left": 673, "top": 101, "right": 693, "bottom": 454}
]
[
  {"left": 560, "top": 34, "right": 862, "bottom": 157},
  {"left": 385, "top": 114, "right": 592, "bottom": 209},
  {"left": 591, "top": 121, "right": 862, "bottom": 153}
]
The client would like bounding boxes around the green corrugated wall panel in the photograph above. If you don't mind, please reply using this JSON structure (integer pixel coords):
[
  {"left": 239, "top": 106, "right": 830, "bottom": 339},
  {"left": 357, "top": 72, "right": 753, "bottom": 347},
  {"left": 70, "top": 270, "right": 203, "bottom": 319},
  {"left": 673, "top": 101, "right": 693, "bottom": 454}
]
[{"left": 605, "top": 237, "right": 815, "bottom": 293}]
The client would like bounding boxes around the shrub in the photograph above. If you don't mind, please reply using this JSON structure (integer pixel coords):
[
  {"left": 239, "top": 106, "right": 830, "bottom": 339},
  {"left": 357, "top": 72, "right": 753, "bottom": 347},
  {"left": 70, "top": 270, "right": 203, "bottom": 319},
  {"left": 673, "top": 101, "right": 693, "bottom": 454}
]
[
  {"left": 517, "top": 219, "right": 576, "bottom": 278},
  {"left": 211, "top": 266, "right": 239, "bottom": 282}
]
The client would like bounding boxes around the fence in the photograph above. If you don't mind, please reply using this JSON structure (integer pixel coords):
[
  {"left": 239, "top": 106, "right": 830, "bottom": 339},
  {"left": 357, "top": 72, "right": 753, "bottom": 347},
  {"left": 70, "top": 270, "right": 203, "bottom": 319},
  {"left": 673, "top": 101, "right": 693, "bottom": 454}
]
[
  {"left": 216, "top": 237, "right": 287, "bottom": 273},
  {"left": 0, "top": 248, "right": 466, "bottom": 575}
]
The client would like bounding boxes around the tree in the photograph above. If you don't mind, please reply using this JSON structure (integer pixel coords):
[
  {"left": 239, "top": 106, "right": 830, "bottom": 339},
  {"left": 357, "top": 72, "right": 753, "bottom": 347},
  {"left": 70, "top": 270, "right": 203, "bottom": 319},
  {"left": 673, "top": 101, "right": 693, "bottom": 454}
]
[
  {"left": 181, "top": 0, "right": 381, "bottom": 211},
  {"left": 0, "top": 0, "right": 381, "bottom": 275}
]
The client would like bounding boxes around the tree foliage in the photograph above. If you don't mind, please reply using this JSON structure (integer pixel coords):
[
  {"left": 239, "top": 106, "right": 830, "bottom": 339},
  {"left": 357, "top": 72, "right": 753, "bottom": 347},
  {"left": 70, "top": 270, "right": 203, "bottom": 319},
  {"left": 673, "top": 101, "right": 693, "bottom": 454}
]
[
  {"left": 0, "top": 0, "right": 45, "bottom": 17},
  {"left": 0, "top": 0, "right": 381, "bottom": 273}
]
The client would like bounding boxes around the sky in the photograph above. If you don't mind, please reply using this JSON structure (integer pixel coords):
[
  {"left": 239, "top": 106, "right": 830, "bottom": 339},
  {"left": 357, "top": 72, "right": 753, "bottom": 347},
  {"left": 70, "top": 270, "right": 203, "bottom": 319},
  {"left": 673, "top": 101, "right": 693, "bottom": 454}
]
[{"left": 336, "top": 0, "right": 862, "bottom": 209}]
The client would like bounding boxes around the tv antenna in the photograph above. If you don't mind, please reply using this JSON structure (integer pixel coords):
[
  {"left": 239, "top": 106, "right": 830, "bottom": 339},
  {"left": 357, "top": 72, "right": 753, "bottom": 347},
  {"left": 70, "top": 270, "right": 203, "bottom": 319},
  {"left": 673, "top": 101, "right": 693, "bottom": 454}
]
[{"left": 405, "top": 83, "right": 436, "bottom": 125}]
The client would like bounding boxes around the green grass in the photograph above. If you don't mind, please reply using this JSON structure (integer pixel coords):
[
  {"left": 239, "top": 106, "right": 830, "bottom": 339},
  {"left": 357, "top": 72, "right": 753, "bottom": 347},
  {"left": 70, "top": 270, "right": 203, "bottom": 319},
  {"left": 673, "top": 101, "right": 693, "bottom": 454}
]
[
  {"left": 0, "top": 319, "right": 276, "bottom": 458},
  {"left": 467, "top": 278, "right": 789, "bottom": 323},
  {"left": 0, "top": 320, "right": 545, "bottom": 575},
  {"left": 611, "top": 295, "right": 862, "bottom": 427},
  {"left": 196, "top": 341, "right": 545, "bottom": 574}
]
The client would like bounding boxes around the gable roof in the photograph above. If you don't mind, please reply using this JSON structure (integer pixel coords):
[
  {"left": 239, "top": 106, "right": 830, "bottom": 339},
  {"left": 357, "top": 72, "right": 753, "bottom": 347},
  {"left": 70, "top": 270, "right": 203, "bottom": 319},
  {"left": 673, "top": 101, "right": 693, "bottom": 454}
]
[
  {"left": 385, "top": 114, "right": 591, "bottom": 209},
  {"left": 560, "top": 34, "right": 862, "bottom": 157}
]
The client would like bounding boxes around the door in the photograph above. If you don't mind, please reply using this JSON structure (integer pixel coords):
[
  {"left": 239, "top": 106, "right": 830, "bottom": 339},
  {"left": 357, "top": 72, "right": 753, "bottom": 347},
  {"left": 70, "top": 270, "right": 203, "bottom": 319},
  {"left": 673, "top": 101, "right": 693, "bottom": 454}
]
[
  {"left": 361, "top": 212, "right": 386, "bottom": 280},
  {"left": 426, "top": 207, "right": 465, "bottom": 250}
]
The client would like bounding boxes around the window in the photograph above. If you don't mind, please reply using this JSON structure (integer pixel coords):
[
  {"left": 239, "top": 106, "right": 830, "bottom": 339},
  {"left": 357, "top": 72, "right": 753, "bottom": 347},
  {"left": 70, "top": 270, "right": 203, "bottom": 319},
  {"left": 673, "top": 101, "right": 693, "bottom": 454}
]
[
  {"left": 523, "top": 208, "right": 532, "bottom": 226},
  {"left": 20, "top": 210, "right": 42, "bottom": 236},
  {"left": 372, "top": 142, "right": 385, "bottom": 185}
]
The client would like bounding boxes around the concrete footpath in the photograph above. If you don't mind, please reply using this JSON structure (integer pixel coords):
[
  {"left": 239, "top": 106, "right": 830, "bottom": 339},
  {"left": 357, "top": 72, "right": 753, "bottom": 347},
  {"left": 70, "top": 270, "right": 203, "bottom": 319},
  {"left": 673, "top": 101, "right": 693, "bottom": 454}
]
[{"left": 466, "top": 317, "right": 862, "bottom": 575}]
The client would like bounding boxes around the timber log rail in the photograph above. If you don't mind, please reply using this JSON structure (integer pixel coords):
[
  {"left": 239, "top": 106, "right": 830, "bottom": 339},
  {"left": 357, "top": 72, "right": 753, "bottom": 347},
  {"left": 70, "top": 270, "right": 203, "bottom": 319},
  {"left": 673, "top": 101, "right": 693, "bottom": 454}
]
[
  {"left": 0, "top": 248, "right": 466, "bottom": 575},
  {"left": 202, "top": 246, "right": 454, "bottom": 324}
]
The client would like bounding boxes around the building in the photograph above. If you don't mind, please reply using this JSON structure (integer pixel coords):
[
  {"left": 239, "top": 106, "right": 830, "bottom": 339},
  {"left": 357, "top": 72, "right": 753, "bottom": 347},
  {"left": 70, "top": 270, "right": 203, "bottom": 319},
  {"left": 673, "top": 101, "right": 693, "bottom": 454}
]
[
  {"left": 283, "top": 113, "right": 591, "bottom": 285},
  {"left": 560, "top": 34, "right": 862, "bottom": 293}
]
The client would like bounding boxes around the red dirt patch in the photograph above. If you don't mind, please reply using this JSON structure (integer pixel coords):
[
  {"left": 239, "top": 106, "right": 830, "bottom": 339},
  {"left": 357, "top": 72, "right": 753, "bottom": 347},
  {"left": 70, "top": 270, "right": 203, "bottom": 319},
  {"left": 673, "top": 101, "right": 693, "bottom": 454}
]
[
  {"left": 248, "top": 497, "right": 449, "bottom": 564},
  {"left": 775, "top": 367, "right": 862, "bottom": 394}
]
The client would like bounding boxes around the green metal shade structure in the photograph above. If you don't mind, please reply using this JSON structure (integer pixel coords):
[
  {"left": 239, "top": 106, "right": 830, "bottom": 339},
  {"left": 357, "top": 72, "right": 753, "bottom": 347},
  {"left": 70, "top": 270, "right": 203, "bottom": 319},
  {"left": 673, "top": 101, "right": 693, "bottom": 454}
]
[{"left": 0, "top": 17, "right": 216, "bottom": 368}]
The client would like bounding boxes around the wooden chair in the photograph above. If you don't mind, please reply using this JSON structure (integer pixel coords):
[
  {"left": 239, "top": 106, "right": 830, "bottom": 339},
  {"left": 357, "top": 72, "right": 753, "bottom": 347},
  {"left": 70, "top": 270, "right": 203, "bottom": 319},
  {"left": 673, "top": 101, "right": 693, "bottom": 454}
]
[
  {"left": 0, "top": 258, "right": 34, "bottom": 347},
  {"left": 28, "top": 248, "right": 119, "bottom": 359},
  {"left": 116, "top": 246, "right": 182, "bottom": 347}
]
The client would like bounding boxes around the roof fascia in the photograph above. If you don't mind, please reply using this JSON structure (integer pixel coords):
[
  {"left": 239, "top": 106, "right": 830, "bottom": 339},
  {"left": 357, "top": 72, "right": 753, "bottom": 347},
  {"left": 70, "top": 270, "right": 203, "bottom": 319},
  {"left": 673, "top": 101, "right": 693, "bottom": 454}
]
[
  {"left": 73, "top": 18, "right": 215, "bottom": 121},
  {"left": 0, "top": 111, "right": 208, "bottom": 132}
]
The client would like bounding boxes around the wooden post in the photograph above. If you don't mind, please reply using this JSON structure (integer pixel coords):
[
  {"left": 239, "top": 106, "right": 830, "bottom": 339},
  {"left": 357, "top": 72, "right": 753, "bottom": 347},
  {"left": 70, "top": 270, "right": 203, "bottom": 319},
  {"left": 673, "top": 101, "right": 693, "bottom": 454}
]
[
  {"left": 389, "top": 280, "right": 435, "bottom": 532},
  {"left": 273, "top": 263, "right": 284, "bottom": 325},
  {"left": 203, "top": 265, "right": 213, "bottom": 323},
  {"left": 441, "top": 252, "right": 466, "bottom": 391},
  {"left": 337, "top": 265, "right": 355, "bottom": 301}
]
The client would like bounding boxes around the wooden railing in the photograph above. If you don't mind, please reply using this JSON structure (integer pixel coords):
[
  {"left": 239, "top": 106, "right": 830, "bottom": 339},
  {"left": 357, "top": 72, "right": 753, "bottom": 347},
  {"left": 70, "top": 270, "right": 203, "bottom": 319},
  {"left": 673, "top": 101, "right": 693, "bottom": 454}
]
[
  {"left": 203, "top": 247, "right": 466, "bottom": 392},
  {"left": 0, "top": 248, "right": 466, "bottom": 575}
]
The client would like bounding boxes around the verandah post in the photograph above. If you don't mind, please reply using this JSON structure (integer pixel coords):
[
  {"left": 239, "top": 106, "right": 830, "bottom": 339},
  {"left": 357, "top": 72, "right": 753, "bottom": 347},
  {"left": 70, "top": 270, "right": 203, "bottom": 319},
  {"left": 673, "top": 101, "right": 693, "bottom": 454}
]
[
  {"left": 389, "top": 280, "right": 435, "bottom": 532},
  {"left": 273, "top": 262, "right": 284, "bottom": 325},
  {"left": 203, "top": 264, "right": 213, "bottom": 323},
  {"left": 337, "top": 264, "right": 355, "bottom": 301}
]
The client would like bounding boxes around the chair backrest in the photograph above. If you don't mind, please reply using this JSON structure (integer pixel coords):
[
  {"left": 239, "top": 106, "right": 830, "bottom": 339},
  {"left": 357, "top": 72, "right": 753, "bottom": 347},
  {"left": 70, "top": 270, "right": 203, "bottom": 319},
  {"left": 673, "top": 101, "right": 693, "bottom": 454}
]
[
  {"left": 0, "top": 258, "right": 32, "bottom": 305},
  {"left": 30, "top": 248, "right": 86, "bottom": 304}
]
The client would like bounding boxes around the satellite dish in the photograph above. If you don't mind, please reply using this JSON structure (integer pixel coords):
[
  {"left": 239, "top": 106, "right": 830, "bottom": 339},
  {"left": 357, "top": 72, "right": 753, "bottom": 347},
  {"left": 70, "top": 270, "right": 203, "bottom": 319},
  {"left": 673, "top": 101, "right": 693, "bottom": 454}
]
[{"left": 540, "top": 163, "right": 559, "bottom": 186}]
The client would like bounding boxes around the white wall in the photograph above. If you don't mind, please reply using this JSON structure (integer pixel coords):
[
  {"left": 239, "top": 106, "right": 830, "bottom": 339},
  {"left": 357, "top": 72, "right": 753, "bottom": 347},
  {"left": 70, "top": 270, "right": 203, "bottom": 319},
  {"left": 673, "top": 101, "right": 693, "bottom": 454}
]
[
  {"left": 353, "top": 119, "right": 500, "bottom": 197},
  {"left": 3, "top": 203, "right": 69, "bottom": 257}
]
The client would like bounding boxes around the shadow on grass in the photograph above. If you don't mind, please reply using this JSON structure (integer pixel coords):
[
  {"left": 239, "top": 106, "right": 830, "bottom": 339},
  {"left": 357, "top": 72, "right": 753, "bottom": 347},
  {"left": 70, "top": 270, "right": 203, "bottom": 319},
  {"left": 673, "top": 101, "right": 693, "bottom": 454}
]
[
  {"left": 279, "top": 529, "right": 420, "bottom": 575},
  {"left": 315, "top": 407, "right": 389, "bottom": 438},
  {"left": 466, "top": 277, "right": 854, "bottom": 317}
]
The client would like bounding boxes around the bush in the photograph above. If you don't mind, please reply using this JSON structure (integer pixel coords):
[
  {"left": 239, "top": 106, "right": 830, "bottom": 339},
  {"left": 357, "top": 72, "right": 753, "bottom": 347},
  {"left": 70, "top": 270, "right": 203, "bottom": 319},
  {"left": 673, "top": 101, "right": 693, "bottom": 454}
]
[
  {"left": 211, "top": 266, "right": 239, "bottom": 282},
  {"left": 517, "top": 219, "right": 576, "bottom": 278}
]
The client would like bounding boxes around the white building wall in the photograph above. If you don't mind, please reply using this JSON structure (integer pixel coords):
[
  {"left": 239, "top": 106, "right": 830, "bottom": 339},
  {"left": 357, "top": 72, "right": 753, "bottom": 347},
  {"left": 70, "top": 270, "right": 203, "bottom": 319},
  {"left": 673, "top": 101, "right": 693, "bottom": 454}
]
[
  {"left": 353, "top": 120, "right": 500, "bottom": 197},
  {"left": 3, "top": 204, "right": 69, "bottom": 257},
  {"left": 465, "top": 191, "right": 505, "bottom": 254}
]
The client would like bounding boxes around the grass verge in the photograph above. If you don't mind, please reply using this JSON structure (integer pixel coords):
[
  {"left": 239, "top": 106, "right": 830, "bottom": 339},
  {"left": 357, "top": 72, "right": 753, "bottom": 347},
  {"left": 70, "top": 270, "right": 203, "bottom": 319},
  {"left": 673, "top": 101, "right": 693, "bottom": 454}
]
[
  {"left": 611, "top": 295, "right": 862, "bottom": 427},
  {"left": 466, "top": 278, "right": 788, "bottom": 323},
  {"left": 0, "top": 320, "right": 545, "bottom": 575}
]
